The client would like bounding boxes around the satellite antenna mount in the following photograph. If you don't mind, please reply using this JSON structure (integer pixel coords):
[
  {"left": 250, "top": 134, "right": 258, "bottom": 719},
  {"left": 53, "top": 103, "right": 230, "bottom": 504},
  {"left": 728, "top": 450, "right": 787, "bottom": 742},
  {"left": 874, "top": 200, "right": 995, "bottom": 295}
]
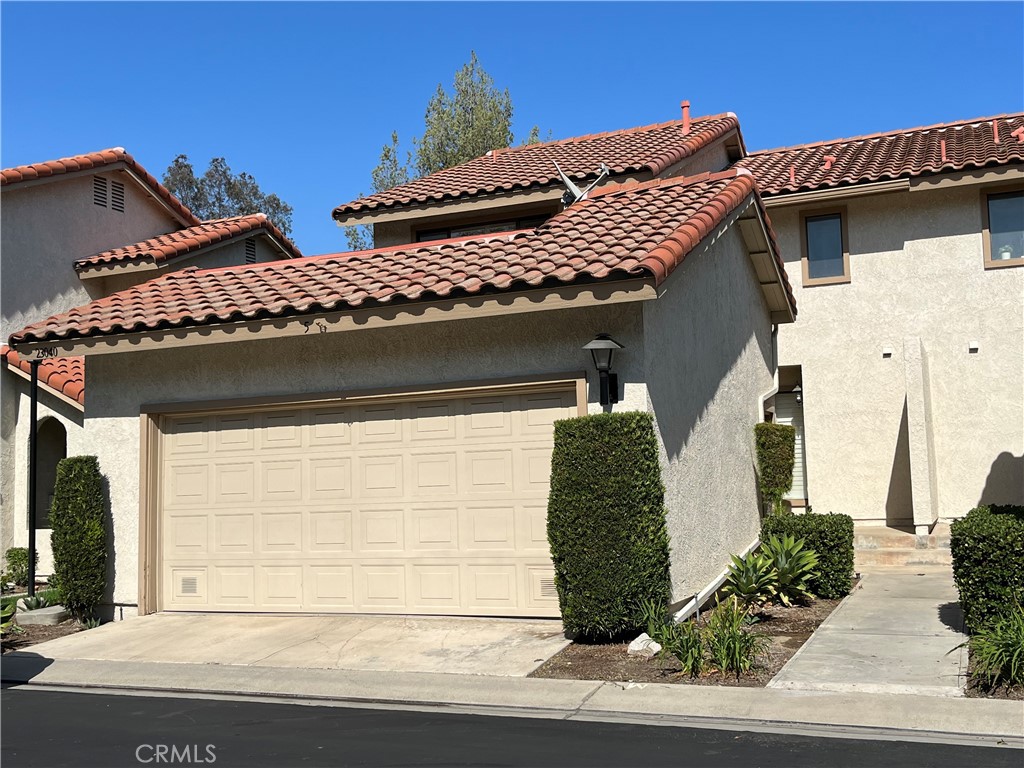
[{"left": 554, "top": 162, "right": 611, "bottom": 206}]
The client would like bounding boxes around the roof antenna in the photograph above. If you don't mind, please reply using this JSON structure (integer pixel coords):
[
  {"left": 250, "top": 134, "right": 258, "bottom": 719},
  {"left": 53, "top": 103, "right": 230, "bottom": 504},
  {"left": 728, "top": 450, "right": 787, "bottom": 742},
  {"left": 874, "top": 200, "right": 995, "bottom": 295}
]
[{"left": 554, "top": 161, "right": 611, "bottom": 206}]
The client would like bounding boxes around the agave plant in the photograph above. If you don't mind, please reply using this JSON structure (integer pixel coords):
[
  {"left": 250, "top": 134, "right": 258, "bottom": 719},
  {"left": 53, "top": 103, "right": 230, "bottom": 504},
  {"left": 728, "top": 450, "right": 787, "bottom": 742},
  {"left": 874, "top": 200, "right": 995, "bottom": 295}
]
[
  {"left": 761, "top": 534, "right": 818, "bottom": 606},
  {"left": 1, "top": 602, "right": 17, "bottom": 636},
  {"left": 705, "top": 597, "right": 770, "bottom": 678},
  {"left": 722, "top": 551, "right": 777, "bottom": 606}
]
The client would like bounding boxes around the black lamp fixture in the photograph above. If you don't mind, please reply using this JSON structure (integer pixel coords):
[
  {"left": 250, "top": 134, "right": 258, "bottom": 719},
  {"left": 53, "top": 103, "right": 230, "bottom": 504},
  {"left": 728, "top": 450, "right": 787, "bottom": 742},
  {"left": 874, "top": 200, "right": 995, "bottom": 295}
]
[{"left": 583, "top": 333, "right": 624, "bottom": 405}]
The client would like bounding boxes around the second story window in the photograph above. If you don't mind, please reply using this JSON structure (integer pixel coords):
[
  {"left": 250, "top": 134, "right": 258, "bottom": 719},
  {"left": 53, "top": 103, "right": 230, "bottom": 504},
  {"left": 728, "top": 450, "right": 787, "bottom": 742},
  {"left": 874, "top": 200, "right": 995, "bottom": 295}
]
[
  {"left": 984, "top": 189, "right": 1024, "bottom": 269},
  {"left": 801, "top": 208, "right": 849, "bottom": 286}
]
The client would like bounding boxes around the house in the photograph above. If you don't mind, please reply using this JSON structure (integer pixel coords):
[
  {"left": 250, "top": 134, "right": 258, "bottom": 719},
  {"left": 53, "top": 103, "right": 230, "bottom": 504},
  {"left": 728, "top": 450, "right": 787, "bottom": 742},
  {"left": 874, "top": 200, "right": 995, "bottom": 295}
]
[
  {"left": 7, "top": 112, "right": 795, "bottom": 619},
  {"left": 1, "top": 148, "right": 302, "bottom": 577},
  {"left": 738, "top": 114, "right": 1024, "bottom": 531}
]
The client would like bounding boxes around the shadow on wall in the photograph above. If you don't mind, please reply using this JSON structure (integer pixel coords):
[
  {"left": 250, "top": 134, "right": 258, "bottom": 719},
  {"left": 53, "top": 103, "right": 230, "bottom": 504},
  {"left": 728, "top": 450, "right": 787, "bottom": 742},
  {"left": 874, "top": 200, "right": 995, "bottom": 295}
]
[
  {"left": 979, "top": 452, "right": 1024, "bottom": 507},
  {"left": 885, "top": 399, "right": 914, "bottom": 526}
]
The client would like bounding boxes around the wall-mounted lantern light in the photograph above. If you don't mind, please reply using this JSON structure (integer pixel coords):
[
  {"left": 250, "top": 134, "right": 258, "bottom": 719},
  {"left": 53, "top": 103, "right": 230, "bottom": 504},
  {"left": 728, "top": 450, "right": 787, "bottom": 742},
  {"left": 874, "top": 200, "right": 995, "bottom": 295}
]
[
  {"left": 583, "top": 333, "right": 624, "bottom": 406},
  {"left": 792, "top": 384, "right": 802, "bottom": 405}
]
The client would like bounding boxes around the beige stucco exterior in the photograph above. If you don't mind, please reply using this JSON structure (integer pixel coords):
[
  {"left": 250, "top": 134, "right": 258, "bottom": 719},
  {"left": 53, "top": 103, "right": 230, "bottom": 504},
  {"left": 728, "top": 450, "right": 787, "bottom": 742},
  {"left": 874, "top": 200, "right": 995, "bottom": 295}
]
[{"left": 771, "top": 183, "right": 1024, "bottom": 527}]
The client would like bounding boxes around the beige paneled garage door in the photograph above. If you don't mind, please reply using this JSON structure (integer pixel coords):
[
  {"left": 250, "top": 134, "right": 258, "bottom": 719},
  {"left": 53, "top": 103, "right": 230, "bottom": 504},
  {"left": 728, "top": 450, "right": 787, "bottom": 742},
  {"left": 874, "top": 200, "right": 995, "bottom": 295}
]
[{"left": 159, "top": 386, "right": 576, "bottom": 617}]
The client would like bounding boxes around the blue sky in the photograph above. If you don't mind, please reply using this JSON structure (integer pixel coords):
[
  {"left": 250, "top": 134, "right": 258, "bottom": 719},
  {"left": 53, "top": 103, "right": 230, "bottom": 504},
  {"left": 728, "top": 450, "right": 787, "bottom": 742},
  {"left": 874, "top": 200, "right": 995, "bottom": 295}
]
[{"left": 3, "top": 2, "right": 1021, "bottom": 255}]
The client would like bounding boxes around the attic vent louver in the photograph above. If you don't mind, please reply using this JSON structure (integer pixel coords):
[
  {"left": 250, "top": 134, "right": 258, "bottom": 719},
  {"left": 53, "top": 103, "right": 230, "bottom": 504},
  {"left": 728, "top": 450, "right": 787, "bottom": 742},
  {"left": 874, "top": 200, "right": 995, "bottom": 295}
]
[
  {"left": 93, "top": 176, "right": 108, "bottom": 208},
  {"left": 554, "top": 161, "right": 611, "bottom": 207},
  {"left": 245, "top": 238, "right": 257, "bottom": 264},
  {"left": 111, "top": 180, "right": 125, "bottom": 212}
]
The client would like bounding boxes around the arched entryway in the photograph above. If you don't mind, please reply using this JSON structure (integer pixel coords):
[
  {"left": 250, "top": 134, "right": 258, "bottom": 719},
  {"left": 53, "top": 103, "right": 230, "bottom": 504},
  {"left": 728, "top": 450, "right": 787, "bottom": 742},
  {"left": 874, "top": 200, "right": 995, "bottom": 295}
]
[{"left": 35, "top": 417, "right": 67, "bottom": 528}]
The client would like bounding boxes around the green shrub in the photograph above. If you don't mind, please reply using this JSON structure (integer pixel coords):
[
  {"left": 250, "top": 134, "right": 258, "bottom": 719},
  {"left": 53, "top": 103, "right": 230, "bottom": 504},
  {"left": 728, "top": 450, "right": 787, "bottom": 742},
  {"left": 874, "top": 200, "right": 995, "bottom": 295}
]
[
  {"left": 705, "top": 597, "right": 769, "bottom": 678},
  {"left": 761, "top": 534, "right": 818, "bottom": 606},
  {"left": 754, "top": 422, "right": 796, "bottom": 515},
  {"left": 547, "top": 412, "right": 671, "bottom": 640},
  {"left": 49, "top": 456, "right": 107, "bottom": 620},
  {"left": 639, "top": 600, "right": 705, "bottom": 677},
  {"left": 762, "top": 511, "right": 853, "bottom": 599},
  {"left": 722, "top": 551, "right": 777, "bottom": 606},
  {"left": 3, "top": 548, "right": 35, "bottom": 587},
  {"left": 950, "top": 505, "right": 1024, "bottom": 634},
  {"left": 964, "top": 604, "right": 1024, "bottom": 688}
]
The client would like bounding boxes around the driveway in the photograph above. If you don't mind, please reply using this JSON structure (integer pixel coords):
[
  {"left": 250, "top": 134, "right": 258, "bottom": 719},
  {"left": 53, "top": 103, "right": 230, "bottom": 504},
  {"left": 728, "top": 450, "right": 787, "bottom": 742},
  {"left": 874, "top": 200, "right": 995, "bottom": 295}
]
[{"left": 17, "top": 613, "right": 569, "bottom": 677}]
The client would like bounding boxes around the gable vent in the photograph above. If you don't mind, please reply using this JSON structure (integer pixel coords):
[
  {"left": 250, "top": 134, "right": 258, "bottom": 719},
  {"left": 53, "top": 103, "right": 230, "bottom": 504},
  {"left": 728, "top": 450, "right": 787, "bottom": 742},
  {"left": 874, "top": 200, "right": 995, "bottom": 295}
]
[
  {"left": 179, "top": 576, "right": 198, "bottom": 595},
  {"left": 245, "top": 238, "right": 257, "bottom": 264},
  {"left": 93, "top": 175, "right": 108, "bottom": 208},
  {"left": 110, "top": 180, "right": 125, "bottom": 213},
  {"left": 540, "top": 577, "right": 557, "bottom": 599}
]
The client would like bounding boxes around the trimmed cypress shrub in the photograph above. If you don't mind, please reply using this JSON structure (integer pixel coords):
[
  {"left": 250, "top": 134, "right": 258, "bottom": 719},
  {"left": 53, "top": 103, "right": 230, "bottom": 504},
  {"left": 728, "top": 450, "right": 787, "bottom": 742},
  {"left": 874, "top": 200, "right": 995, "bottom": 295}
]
[
  {"left": 950, "top": 505, "right": 1024, "bottom": 634},
  {"left": 762, "top": 511, "right": 853, "bottom": 599},
  {"left": 49, "top": 456, "right": 107, "bottom": 620},
  {"left": 547, "top": 412, "right": 671, "bottom": 640},
  {"left": 754, "top": 423, "right": 796, "bottom": 514}
]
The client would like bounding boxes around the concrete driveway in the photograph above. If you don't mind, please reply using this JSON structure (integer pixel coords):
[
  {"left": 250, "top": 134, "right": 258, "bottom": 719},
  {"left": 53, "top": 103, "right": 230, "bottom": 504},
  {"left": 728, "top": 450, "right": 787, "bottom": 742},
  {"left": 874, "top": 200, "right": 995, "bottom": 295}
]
[{"left": 19, "top": 613, "right": 569, "bottom": 677}]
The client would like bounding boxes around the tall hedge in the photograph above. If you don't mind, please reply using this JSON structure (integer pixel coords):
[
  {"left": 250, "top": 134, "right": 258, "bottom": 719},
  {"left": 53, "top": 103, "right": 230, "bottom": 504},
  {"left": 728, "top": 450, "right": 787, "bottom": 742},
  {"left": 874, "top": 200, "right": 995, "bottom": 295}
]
[
  {"left": 50, "top": 456, "right": 107, "bottom": 619},
  {"left": 951, "top": 505, "right": 1024, "bottom": 634},
  {"left": 547, "top": 412, "right": 671, "bottom": 639},
  {"left": 755, "top": 422, "right": 796, "bottom": 513},
  {"left": 762, "top": 511, "right": 854, "bottom": 599}
]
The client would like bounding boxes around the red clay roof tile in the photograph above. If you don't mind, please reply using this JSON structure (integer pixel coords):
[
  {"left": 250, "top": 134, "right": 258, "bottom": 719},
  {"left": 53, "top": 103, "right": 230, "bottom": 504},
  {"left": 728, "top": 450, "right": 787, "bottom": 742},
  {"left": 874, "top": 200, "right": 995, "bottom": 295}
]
[
  {"left": 73, "top": 214, "right": 302, "bottom": 271},
  {"left": 1, "top": 147, "right": 200, "bottom": 226},
  {"left": 332, "top": 115, "right": 742, "bottom": 218},
  {"left": 2, "top": 345, "right": 85, "bottom": 405},
  {"left": 739, "top": 113, "right": 1024, "bottom": 196},
  {"left": 12, "top": 169, "right": 791, "bottom": 346}
]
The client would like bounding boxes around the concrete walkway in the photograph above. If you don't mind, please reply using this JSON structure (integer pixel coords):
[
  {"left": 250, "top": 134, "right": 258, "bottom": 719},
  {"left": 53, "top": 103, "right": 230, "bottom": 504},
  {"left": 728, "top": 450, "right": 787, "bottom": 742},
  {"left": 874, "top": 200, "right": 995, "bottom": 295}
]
[
  {"left": 14, "top": 612, "right": 569, "bottom": 677},
  {"left": 769, "top": 566, "right": 968, "bottom": 697}
]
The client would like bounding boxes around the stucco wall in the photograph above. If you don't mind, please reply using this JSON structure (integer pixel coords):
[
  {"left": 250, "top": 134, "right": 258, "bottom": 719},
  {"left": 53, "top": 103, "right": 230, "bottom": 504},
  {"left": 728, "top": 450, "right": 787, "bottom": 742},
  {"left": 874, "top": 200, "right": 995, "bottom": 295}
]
[
  {"left": 773, "top": 185, "right": 1024, "bottom": 524},
  {"left": 643, "top": 226, "right": 773, "bottom": 602},
  {"left": 79, "top": 302, "right": 647, "bottom": 612},
  {"left": 0, "top": 369, "right": 85, "bottom": 576},
  {"left": 1, "top": 173, "right": 179, "bottom": 340}
]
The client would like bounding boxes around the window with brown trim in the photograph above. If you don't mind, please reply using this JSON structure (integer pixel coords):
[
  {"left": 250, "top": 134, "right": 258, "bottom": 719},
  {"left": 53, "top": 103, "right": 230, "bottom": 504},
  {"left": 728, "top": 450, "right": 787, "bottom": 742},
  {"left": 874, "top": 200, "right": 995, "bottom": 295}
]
[
  {"left": 800, "top": 207, "right": 850, "bottom": 286},
  {"left": 982, "top": 188, "right": 1024, "bottom": 269}
]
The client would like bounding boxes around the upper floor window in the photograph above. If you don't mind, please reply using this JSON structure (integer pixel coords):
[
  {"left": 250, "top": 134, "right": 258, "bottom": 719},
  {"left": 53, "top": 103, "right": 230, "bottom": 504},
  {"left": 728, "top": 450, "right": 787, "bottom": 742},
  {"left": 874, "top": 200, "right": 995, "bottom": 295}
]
[
  {"left": 800, "top": 208, "right": 849, "bottom": 286},
  {"left": 416, "top": 213, "right": 550, "bottom": 243},
  {"left": 983, "top": 189, "right": 1024, "bottom": 269}
]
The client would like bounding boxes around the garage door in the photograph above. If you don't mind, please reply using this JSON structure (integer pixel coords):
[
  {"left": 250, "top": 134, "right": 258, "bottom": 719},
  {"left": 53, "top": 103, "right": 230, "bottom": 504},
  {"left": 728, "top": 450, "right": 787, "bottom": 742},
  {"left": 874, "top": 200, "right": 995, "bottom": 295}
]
[{"left": 159, "top": 386, "right": 577, "bottom": 617}]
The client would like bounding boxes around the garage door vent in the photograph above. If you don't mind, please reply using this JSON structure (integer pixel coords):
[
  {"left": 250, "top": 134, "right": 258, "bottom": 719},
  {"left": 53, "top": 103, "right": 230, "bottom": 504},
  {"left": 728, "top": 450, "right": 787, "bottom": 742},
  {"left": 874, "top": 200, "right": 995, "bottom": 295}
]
[
  {"left": 179, "top": 576, "right": 198, "bottom": 595},
  {"left": 539, "top": 577, "right": 557, "bottom": 599}
]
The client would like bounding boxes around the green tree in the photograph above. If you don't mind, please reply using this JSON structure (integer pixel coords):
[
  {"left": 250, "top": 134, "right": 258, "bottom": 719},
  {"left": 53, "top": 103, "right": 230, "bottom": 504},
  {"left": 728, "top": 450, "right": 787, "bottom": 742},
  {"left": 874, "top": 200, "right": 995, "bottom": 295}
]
[
  {"left": 50, "top": 456, "right": 106, "bottom": 620},
  {"left": 163, "top": 155, "right": 294, "bottom": 236},
  {"left": 345, "top": 52, "right": 542, "bottom": 250}
]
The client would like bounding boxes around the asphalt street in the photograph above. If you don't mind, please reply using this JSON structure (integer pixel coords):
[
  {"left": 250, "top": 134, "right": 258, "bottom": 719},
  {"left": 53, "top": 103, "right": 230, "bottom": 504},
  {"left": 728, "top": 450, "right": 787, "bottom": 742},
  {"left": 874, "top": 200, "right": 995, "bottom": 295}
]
[{"left": 2, "top": 688, "right": 1019, "bottom": 768}]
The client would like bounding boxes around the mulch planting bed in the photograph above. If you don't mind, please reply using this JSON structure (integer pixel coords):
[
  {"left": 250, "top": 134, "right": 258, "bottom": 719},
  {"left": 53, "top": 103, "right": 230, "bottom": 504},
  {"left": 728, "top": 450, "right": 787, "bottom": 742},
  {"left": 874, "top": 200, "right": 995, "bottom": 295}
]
[
  {"left": 963, "top": 657, "right": 1024, "bottom": 701},
  {"left": 1, "top": 620, "right": 82, "bottom": 655},
  {"left": 530, "top": 592, "right": 850, "bottom": 687}
]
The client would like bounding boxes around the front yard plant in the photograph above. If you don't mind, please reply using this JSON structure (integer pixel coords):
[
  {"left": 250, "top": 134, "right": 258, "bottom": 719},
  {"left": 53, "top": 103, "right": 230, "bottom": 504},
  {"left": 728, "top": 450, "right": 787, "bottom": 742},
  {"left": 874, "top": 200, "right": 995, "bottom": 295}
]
[
  {"left": 50, "top": 456, "right": 107, "bottom": 621},
  {"left": 547, "top": 412, "right": 671, "bottom": 640},
  {"left": 762, "top": 511, "right": 854, "bottom": 599},
  {"left": 2, "top": 547, "right": 35, "bottom": 588},
  {"left": 950, "top": 504, "right": 1024, "bottom": 634},
  {"left": 760, "top": 534, "right": 818, "bottom": 606},
  {"left": 705, "top": 597, "right": 770, "bottom": 678},
  {"left": 963, "top": 604, "right": 1024, "bottom": 690},
  {"left": 754, "top": 422, "right": 795, "bottom": 515},
  {"left": 722, "top": 550, "right": 777, "bottom": 606}
]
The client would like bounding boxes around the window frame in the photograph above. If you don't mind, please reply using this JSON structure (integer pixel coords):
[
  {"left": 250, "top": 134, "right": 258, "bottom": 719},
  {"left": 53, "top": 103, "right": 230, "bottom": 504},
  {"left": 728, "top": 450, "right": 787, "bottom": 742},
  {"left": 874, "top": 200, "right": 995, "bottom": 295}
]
[
  {"left": 981, "top": 184, "right": 1024, "bottom": 270},
  {"left": 799, "top": 206, "right": 850, "bottom": 287}
]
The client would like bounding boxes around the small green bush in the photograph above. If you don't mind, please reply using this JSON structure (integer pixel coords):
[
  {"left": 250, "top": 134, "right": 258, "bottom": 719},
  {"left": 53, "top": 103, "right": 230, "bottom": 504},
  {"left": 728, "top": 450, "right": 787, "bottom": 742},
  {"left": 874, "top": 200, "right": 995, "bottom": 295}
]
[
  {"left": 964, "top": 604, "right": 1024, "bottom": 688},
  {"left": 705, "top": 597, "right": 770, "bottom": 678},
  {"left": 754, "top": 422, "right": 796, "bottom": 515},
  {"left": 722, "top": 551, "right": 777, "bottom": 606},
  {"left": 2, "top": 548, "right": 35, "bottom": 587},
  {"left": 640, "top": 600, "right": 706, "bottom": 677},
  {"left": 0, "top": 602, "right": 16, "bottom": 635},
  {"left": 50, "top": 456, "right": 107, "bottom": 620},
  {"left": 950, "top": 505, "right": 1024, "bottom": 634},
  {"left": 762, "top": 511, "right": 853, "bottom": 599},
  {"left": 547, "top": 412, "right": 671, "bottom": 640}
]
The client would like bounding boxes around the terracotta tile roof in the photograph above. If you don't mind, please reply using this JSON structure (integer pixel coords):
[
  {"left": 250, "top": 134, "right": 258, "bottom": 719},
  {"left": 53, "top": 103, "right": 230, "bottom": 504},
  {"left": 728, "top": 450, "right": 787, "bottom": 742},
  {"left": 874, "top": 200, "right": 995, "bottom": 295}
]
[
  {"left": 739, "top": 113, "right": 1024, "bottom": 196},
  {"left": 74, "top": 214, "right": 303, "bottom": 272},
  {"left": 1, "top": 147, "right": 200, "bottom": 226},
  {"left": 2, "top": 345, "right": 85, "bottom": 405},
  {"left": 11, "top": 169, "right": 792, "bottom": 346},
  {"left": 332, "top": 114, "right": 742, "bottom": 218}
]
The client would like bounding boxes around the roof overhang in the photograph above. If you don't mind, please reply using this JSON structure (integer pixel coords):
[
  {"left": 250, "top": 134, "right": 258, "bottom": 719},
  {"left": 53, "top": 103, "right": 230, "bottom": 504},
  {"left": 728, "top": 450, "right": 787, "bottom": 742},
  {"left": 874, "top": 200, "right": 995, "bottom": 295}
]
[
  {"left": 11, "top": 278, "right": 658, "bottom": 358},
  {"left": 3, "top": 359, "right": 84, "bottom": 411}
]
